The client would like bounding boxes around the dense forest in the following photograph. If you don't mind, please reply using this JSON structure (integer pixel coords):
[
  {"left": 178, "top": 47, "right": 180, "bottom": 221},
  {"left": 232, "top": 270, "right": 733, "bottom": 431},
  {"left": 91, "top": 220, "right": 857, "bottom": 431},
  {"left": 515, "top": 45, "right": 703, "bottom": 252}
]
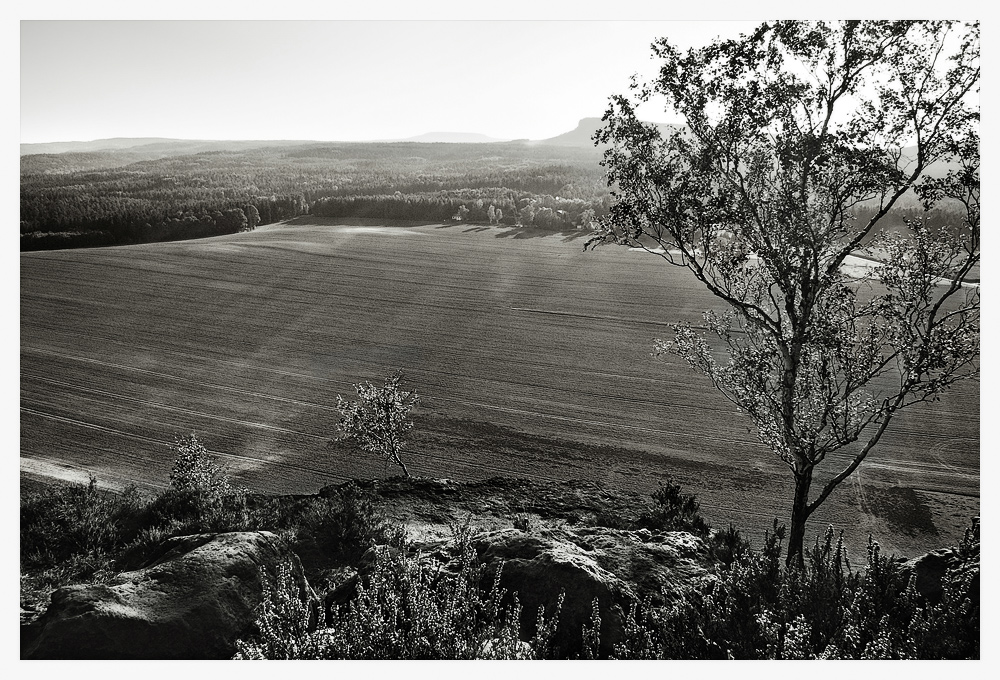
[
  {"left": 21, "top": 139, "right": 967, "bottom": 252},
  {"left": 20, "top": 142, "right": 611, "bottom": 250}
]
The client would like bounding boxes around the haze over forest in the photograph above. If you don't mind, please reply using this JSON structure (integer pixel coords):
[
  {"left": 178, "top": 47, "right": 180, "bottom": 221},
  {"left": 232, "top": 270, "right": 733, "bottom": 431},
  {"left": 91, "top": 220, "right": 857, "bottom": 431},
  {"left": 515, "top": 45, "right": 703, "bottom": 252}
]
[{"left": 18, "top": 116, "right": 628, "bottom": 155}]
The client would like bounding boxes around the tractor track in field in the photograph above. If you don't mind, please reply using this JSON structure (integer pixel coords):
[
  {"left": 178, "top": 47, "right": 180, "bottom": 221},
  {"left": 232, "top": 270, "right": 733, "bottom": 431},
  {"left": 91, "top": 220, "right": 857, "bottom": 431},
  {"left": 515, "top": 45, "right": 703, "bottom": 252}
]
[
  {"left": 19, "top": 407, "right": 345, "bottom": 483},
  {"left": 22, "top": 344, "right": 749, "bottom": 449},
  {"left": 511, "top": 307, "right": 749, "bottom": 334},
  {"left": 21, "top": 375, "right": 331, "bottom": 442},
  {"left": 22, "top": 347, "right": 340, "bottom": 412}
]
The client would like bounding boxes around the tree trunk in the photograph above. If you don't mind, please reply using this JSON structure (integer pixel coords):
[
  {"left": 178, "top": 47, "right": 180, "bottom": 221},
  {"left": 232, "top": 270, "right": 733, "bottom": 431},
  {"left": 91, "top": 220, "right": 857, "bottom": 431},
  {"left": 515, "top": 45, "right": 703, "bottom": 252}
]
[
  {"left": 391, "top": 443, "right": 410, "bottom": 477},
  {"left": 786, "top": 470, "right": 813, "bottom": 569}
]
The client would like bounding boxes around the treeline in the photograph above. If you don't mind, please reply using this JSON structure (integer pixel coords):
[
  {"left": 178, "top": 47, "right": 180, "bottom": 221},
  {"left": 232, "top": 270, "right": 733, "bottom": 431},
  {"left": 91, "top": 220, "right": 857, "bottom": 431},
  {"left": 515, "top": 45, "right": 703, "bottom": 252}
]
[
  {"left": 20, "top": 197, "right": 304, "bottom": 251},
  {"left": 24, "top": 140, "right": 970, "bottom": 252},
  {"left": 20, "top": 143, "right": 976, "bottom": 255},
  {"left": 851, "top": 205, "right": 975, "bottom": 241},
  {"left": 311, "top": 190, "right": 603, "bottom": 230},
  {"left": 21, "top": 142, "right": 609, "bottom": 251}
]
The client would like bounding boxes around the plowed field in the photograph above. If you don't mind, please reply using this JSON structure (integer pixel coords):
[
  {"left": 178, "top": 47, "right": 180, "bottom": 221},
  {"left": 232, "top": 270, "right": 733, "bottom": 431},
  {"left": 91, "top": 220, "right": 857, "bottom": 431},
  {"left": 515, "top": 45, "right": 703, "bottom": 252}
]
[{"left": 20, "top": 219, "right": 980, "bottom": 557}]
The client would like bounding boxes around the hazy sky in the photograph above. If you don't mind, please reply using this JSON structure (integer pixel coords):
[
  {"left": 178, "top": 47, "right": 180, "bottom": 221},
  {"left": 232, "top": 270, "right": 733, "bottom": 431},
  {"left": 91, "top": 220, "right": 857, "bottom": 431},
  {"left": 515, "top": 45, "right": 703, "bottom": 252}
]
[{"left": 20, "top": 20, "right": 760, "bottom": 143}]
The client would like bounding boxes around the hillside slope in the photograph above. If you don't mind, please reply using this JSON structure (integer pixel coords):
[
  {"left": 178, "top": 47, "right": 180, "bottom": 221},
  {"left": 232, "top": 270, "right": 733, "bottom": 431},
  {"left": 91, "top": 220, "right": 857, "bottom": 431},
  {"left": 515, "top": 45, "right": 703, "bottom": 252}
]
[{"left": 20, "top": 219, "right": 979, "bottom": 559}]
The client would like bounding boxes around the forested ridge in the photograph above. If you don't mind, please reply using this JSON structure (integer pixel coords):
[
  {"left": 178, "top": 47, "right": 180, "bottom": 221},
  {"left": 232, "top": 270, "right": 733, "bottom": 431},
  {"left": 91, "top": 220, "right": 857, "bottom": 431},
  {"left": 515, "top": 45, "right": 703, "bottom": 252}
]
[
  {"left": 20, "top": 142, "right": 612, "bottom": 250},
  {"left": 21, "top": 138, "right": 968, "bottom": 252}
]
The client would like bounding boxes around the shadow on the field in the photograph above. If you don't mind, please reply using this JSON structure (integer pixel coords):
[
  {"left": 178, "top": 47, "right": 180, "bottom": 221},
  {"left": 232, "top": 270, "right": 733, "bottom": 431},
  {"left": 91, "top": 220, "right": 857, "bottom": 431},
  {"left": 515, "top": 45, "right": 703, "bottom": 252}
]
[
  {"left": 494, "top": 225, "right": 592, "bottom": 242},
  {"left": 283, "top": 216, "right": 444, "bottom": 228},
  {"left": 434, "top": 222, "right": 593, "bottom": 243}
]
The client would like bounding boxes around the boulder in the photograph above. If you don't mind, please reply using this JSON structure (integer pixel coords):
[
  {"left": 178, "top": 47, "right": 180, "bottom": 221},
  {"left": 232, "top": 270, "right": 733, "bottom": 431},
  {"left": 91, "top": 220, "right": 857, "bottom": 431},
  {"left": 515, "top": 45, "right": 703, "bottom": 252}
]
[
  {"left": 22, "top": 531, "right": 313, "bottom": 660},
  {"left": 472, "top": 526, "right": 712, "bottom": 658},
  {"left": 904, "top": 549, "right": 955, "bottom": 604},
  {"left": 903, "top": 546, "right": 980, "bottom": 606}
]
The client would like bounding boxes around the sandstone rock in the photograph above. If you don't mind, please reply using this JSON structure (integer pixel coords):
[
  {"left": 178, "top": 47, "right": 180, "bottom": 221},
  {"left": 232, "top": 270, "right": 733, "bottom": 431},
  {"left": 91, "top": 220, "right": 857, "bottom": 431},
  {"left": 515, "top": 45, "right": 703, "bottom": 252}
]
[
  {"left": 904, "top": 549, "right": 955, "bottom": 604},
  {"left": 472, "top": 525, "right": 712, "bottom": 658},
  {"left": 903, "top": 546, "right": 980, "bottom": 606},
  {"left": 22, "top": 531, "right": 313, "bottom": 660}
]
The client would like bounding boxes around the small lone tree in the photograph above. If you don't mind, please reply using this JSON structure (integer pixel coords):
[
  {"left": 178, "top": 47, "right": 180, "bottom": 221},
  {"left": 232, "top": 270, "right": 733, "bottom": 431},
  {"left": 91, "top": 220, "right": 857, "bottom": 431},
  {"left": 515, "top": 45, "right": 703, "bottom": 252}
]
[
  {"left": 336, "top": 372, "right": 419, "bottom": 477},
  {"left": 166, "top": 434, "right": 248, "bottom": 527},
  {"left": 589, "top": 21, "right": 979, "bottom": 567},
  {"left": 169, "top": 434, "right": 241, "bottom": 500}
]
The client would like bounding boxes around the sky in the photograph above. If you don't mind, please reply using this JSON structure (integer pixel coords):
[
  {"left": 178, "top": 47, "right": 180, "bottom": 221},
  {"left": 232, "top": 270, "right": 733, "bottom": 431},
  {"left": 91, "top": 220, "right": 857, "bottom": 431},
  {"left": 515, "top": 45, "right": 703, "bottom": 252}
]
[{"left": 19, "top": 19, "right": 760, "bottom": 144}]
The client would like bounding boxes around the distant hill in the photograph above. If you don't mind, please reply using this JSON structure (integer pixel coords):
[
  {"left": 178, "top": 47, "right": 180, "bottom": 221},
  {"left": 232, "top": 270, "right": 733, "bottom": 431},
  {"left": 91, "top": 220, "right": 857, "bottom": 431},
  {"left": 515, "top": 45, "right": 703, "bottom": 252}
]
[
  {"left": 19, "top": 138, "right": 320, "bottom": 157},
  {"left": 20, "top": 137, "right": 180, "bottom": 155},
  {"left": 533, "top": 117, "right": 682, "bottom": 148},
  {"left": 532, "top": 118, "right": 607, "bottom": 147},
  {"left": 19, "top": 121, "right": 612, "bottom": 158},
  {"left": 20, "top": 133, "right": 512, "bottom": 157},
  {"left": 18, "top": 120, "right": 625, "bottom": 158},
  {"left": 21, "top": 123, "right": 965, "bottom": 181},
  {"left": 397, "top": 131, "right": 510, "bottom": 144}
]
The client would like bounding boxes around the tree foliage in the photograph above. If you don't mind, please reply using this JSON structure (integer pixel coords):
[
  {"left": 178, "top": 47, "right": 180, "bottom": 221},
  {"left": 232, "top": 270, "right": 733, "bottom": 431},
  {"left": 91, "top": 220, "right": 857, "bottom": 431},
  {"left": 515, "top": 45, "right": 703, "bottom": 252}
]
[
  {"left": 168, "top": 434, "right": 245, "bottom": 501},
  {"left": 335, "top": 373, "right": 420, "bottom": 477},
  {"left": 588, "top": 20, "right": 979, "bottom": 565}
]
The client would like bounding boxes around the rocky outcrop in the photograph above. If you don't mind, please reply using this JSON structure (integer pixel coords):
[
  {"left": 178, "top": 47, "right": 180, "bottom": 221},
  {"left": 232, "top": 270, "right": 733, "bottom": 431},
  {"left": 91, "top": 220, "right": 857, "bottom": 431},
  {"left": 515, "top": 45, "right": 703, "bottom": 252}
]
[
  {"left": 904, "top": 549, "right": 956, "bottom": 604},
  {"left": 471, "top": 525, "right": 713, "bottom": 657},
  {"left": 18, "top": 475, "right": 979, "bottom": 660},
  {"left": 904, "top": 546, "right": 980, "bottom": 606},
  {"left": 22, "top": 531, "right": 313, "bottom": 660},
  {"left": 310, "top": 477, "right": 717, "bottom": 657}
]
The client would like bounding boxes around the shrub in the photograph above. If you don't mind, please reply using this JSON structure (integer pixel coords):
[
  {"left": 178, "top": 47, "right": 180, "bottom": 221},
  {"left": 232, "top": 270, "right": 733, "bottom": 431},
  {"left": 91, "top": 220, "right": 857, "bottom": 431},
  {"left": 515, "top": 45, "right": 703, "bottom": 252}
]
[
  {"left": 709, "top": 524, "right": 750, "bottom": 568},
  {"left": 299, "top": 482, "right": 403, "bottom": 563},
  {"left": 169, "top": 434, "right": 235, "bottom": 497},
  {"left": 20, "top": 475, "right": 145, "bottom": 572},
  {"left": 235, "top": 532, "right": 563, "bottom": 659},
  {"left": 512, "top": 513, "right": 533, "bottom": 532},
  {"left": 609, "top": 520, "right": 980, "bottom": 660},
  {"left": 636, "top": 478, "right": 710, "bottom": 535},
  {"left": 146, "top": 435, "right": 251, "bottom": 532},
  {"left": 20, "top": 476, "right": 149, "bottom": 609},
  {"left": 335, "top": 372, "right": 419, "bottom": 477}
]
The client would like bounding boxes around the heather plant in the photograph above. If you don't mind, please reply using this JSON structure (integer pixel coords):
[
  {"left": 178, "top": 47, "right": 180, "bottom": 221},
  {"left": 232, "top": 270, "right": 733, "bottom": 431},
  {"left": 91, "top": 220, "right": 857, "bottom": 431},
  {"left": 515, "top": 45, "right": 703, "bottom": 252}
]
[
  {"left": 609, "top": 520, "right": 979, "bottom": 659},
  {"left": 20, "top": 475, "right": 145, "bottom": 574},
  {"left": 148, "top": 434, "right": 251, "bottom": 532},
  {"left": 235, "top": 539, "right": 564, "bottom": 659},
  {"left": 840, "top": 519, "right": 979, "bottom": 659},
  {"left": 299, "top": 482, "right": 404, "bottom": 563},
  {"left": 233, "top": 562, "right": 321, "bottom": 660},
  {"left": 900, "top": 529, "right": 979, "bottom": 659},
  {"left": 581, "top": 598, "right": 602, "bottom": 660},
  {"left": 20, "top": 476, "right": 149, "bottom": 610}
]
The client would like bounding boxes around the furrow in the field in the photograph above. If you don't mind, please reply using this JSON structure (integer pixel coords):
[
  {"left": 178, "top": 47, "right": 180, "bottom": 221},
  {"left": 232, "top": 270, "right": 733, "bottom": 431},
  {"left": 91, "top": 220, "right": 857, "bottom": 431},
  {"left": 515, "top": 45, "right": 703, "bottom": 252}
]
[
  {"left": 21, "top": 348, "right": 340, "bottom": 412},
  {"left": 19, "top": 407, "right": 349, "bottom": 490}
]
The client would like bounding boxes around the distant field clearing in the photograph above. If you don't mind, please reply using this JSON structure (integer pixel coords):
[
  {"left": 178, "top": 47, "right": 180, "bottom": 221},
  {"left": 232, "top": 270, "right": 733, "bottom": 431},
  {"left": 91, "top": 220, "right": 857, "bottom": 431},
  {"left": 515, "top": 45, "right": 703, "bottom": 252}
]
[{"left": 20, "top": 219, "right": 979, "bottom": 557}]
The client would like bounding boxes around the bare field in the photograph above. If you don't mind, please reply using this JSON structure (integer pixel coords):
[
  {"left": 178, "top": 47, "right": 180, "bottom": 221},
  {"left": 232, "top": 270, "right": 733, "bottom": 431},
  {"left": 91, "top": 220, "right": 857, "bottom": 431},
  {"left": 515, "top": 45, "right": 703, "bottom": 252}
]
[{"left": 20, "top": 219, "right": 980, "bottom": 557}]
